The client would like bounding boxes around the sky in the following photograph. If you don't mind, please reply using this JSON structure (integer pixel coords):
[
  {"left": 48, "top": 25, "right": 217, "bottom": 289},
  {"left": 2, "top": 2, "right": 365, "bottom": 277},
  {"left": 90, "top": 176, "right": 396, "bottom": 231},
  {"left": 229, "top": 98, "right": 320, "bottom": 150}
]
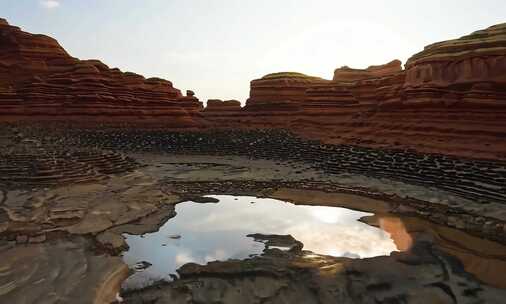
[{"left": 1, "top": 0, "right": 505, "bottom": 103}]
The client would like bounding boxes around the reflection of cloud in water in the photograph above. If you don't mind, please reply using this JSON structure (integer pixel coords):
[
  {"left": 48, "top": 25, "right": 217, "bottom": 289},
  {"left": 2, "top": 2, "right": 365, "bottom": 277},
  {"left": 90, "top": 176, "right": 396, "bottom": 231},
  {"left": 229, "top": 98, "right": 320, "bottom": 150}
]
[
  {"left": 175, "top": 252, "right": 195, "bottom": 265},
  {"left": 204, "top": 249, "right": 228, "bottom": 263},
  {"left": 183, "top": 196, "right": 396, "bottom": 258},
  {"left": 122, "top": 195, "right": 399, "bottom": 289},
  {"left": 285, "top": 221, "right": 397, "bottom": 258},
  {"left": 305, "top": 205, "right": 365, "bottom": 224}
]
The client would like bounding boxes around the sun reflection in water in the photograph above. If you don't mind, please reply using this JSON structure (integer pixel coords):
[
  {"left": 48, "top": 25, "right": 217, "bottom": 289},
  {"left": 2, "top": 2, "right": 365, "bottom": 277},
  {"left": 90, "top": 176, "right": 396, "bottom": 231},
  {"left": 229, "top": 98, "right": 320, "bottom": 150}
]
[
  {"left": 122, "top": 195, "right": 400, "bottom": 289},
  {"left": 378, "top": 217, "right": 413, "bottom": 251}
]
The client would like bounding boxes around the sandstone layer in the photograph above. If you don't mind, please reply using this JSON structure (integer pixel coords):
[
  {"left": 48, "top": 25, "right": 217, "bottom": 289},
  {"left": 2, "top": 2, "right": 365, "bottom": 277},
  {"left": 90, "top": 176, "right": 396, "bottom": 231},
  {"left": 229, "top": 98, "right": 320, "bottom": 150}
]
[
  {"left": 0, "top": 18, "right": 203, "bottom": 127},
  {"left": 205, "top": 23, "right": 506, "bottom": 160}
]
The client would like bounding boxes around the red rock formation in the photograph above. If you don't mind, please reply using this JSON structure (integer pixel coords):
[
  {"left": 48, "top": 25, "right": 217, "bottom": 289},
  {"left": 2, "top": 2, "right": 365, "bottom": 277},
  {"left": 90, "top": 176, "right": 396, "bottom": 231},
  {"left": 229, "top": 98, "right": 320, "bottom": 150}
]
[
  {"left": 404, "top": 23, "right": 506, "bottom": 106},
  {"left": 0, "top": 18, "right": 204, "bottom": 127},
  {"left": 205, "top": 99, "right": 242, "bottom": 112},
  {"left": 245, "top": 72, "right": 328, "bottom": 112},
  {"left": 201, "top": 99, "right": 245, "bottom": 127},
  {"left": 203, "top": 23, "right": 506, "bottom": 160},
  {"left": 359, "top": 23, "right": 506, "bottom": 159},
  {"left": 1, "top": 18, "right": 506, "bottom": 159},
  {"left": 333, "top": 59, "right": 402, "bottom": 82}
]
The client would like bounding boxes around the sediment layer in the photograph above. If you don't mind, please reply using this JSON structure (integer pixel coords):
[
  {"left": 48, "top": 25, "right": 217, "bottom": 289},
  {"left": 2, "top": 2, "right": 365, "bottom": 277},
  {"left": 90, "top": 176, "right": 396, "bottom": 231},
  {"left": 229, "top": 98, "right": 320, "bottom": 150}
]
[
  {"left": 206, "top": 23, "right": 506, "bottom": 160},
  {"left": 0, "top": 18, "right": 203, "bottom": 126}
]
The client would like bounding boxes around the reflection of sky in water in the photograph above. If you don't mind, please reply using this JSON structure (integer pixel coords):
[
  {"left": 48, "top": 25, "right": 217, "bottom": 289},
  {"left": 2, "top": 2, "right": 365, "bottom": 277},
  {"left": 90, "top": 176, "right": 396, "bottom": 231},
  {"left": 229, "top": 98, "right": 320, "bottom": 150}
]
[{"left": 122, "top": 195, "right": 398, "bottom": 289}]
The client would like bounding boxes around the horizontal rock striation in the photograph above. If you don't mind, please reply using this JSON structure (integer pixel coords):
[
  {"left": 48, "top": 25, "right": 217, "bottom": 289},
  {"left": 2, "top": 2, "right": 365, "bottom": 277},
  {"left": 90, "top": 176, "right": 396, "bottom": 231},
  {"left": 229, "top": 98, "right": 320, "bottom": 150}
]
[
  {"left": 0, "top": 18, "right": 203, "bottom": 125},
  {"left": 204, "top": 99, "right": 242, "bottom": 113},
  {"left": 29, "top": 127, "right": 506, "bottom": 205},
  {"left": 2, "top": 19, "right": 506, "bottom": 159},
  {"left": 0, "top": 149, "right": 138, "bottom": 187},
  {"left": 203, "top": 23, "right": 506, "bottom": 160},
  {"left": 245, "top": 72, "right": 328, "bottom": 112},
  {"left": 333, "top": 59, "right": 403, "bottom": 82},
  {"left": 0, "top": 126, "right": 138, "bottom": 188},
  {"left": 366, "top": 23, "right": 506, "bottom": 159},
  {"left": 405, "top": 23, "right": 506, "bottom": 95}
]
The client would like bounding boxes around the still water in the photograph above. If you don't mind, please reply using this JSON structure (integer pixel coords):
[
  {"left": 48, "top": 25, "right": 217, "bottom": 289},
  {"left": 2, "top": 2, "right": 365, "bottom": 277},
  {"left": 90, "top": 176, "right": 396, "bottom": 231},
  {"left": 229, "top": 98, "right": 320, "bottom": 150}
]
[{"left": 121, "top": 195, "right": 398, "bottom": 289}]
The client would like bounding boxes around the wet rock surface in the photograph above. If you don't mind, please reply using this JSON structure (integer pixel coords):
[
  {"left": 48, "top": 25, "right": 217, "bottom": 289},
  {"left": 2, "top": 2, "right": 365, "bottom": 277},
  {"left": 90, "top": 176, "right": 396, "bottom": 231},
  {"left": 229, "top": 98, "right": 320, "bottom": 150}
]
[
  {"left": 0, "top": 237, "right": 128, "bottom": 304},
  {"left": 0, "top": 172, "right": 176, "bottom": 240}
]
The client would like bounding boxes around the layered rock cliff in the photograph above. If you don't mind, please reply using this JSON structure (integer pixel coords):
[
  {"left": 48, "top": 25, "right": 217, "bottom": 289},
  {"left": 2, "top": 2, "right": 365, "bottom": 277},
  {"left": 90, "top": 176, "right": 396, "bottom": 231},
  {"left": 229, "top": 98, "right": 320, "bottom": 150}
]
[
  {"left": 0, "top": 18, "right": 203, "bottom": 126},
  {"left": 364, "top": 23, "right": 506, "bottom": 159},
  {"left": 332, "top": 59, "right": 403, "bottom": 82},
  {"left": 245, "top": 72, "right": 328, "bottom": 113},
  {"left": 206, "top": 23, "right": 506, "bottom": 160},
  {"left": 1, "top": 18, "right": 506, "bottom": 159}
]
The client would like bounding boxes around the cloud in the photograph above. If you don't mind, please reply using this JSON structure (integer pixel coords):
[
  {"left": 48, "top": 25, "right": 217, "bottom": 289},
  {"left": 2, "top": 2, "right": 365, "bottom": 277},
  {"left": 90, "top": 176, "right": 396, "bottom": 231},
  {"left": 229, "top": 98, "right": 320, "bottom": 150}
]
[{"left": 40, "top": 0, "right": 60, "bottom": 9}]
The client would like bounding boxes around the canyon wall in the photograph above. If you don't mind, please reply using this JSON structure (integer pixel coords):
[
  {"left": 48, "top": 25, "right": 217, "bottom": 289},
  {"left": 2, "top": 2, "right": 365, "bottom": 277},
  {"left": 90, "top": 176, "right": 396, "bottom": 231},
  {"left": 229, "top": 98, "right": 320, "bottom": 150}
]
[
  {"left": 1, "top": 18, "right": 506, "bottom": 159},
  {"left": 205, "top": 23, "right": 506, "bottom": 160},
  {"left": 0, "top": 18, "right": 204, "bottom": 127}
]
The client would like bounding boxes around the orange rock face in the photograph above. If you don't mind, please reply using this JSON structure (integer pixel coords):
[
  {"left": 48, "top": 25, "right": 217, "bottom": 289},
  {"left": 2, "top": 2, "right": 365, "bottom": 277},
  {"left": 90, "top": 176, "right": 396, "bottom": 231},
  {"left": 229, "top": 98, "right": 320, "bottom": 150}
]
[
  {"left": 245, "top": 72, "right": 328, "bottom": 112},
  {"left": 0, "top": 18, "right": 203, "bottom": 127},
  {"left": 332, "top": 59, "right": 402, "bottom": 82},
  {"left": 404, "top": 23, "right": 506, "bottom": 106},
  {"left": 364, "top": 23, "right": 506, "bottom": 159},
  {"left": 205, "top": 99, "right": 242, "bottom": 112},
  {"left": 203, "top": 23, "right": 506, "bottom": 160}
]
